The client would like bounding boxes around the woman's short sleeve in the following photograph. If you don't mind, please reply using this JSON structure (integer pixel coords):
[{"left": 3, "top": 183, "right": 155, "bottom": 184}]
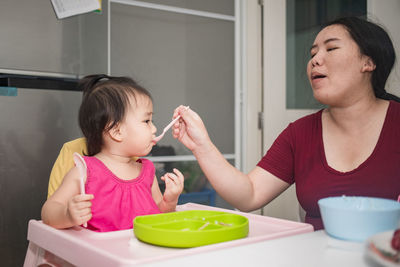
[{"left": 257, "top": 124, "right": 295, "bottom": 184}]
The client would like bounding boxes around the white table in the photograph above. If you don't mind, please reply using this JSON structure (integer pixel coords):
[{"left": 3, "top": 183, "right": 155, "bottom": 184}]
[{"left": 144, "top": 230, "right": 371, "bottom": 267}]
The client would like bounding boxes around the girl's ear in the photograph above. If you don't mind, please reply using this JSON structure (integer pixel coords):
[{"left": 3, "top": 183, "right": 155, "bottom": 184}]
[
  {"left": 361, "top": 56, "right": 376, "bottom": 72},
  {"left": 108, "top": 124, "right": 124, "bottom": 142}
]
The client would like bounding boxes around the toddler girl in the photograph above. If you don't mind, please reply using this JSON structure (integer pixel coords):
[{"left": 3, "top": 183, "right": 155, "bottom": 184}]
[{"left": 41, "top": 74, "right": 184, "bottom": 232}]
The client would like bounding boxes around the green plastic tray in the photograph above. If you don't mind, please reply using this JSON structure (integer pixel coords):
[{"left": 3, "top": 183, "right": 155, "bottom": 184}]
[{"left": 133, "top": 210, "right": 249, "bottom": 248}]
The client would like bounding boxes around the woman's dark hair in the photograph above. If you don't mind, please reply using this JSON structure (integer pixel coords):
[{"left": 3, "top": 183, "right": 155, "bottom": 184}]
[
  {"left": 324, "top": 16, "right": 399, "bottom": 102},
  {"left": 78, "top": 74, "right": 152, "bottom": 156}
]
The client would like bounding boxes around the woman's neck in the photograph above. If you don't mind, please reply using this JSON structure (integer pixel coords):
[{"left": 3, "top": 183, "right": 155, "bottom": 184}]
[{"left": 325, "top": 96, "right": 388, "bottom": 132}]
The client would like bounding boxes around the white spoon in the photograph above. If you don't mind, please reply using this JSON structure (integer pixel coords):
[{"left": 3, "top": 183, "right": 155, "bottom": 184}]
[
  {"left": 73, "top": 152, "right": 88, "bottom": 228},
  {"left": 153, "top": 106, "right": 189, "bottom": 143}
]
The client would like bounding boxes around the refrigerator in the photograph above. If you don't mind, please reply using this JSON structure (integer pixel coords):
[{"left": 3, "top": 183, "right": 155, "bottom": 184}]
[
  {"left": 0, "top": 85, "right": 83, "bottom": 266},
  {"left": 0, "top": 1, "right": 108, "bottom": 265}
]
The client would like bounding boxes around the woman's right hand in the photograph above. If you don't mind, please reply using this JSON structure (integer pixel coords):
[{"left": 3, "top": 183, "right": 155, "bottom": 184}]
[
  {"left": 67, "top": 194, "right": 93, "bottom": 227},
  {"left": 172, "top": 106, "right": 211, "bottom": 152}
]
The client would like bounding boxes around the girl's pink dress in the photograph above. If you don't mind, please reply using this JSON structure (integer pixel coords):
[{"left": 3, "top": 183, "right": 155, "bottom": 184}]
[{"left": 83, "top": 157, "right": 160, "bottom": 232}]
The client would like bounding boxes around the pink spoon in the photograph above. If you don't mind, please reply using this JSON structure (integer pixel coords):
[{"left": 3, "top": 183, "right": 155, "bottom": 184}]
[
  {"left": 153, "top": 106, "right": 189, "bottom": 143},
  {"left": 73, "top": 152, "right": 88, "bottom": 228}
]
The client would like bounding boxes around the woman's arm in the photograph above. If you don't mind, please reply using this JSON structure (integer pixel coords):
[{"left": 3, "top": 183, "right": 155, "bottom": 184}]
[
  {"left": 189, "top": 140, "right": 289, "bottom": 211},
  {"left": 173, "top": 106, "right": 290, "bottom": 211},
  {"left": 42, "top": 167, "right": 93, "bottom": 229}
]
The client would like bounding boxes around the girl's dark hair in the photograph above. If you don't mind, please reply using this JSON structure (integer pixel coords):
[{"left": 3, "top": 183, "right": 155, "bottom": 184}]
[
  {"left": 78, "top": 74, "right": 152, "bottom": 156},
  {"left": 325, "top": 16, "right": 399, "bottom": 102}
]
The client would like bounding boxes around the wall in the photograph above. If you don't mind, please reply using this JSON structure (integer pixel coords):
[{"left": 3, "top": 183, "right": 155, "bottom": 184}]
[{"left": 368, "top": 0, "right": 400, "bottom": 97}]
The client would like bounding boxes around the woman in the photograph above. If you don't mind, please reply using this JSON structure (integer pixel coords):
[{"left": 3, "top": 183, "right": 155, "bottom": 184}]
[{"left": 172, "top": 17, "right": 400, "bottom": 230}]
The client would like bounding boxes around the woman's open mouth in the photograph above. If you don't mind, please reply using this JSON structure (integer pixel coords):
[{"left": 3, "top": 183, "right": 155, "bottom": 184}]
[
  {"left": 310, "top": 72, "right": 327, "bottom": 88},
  {"left": 311, "top": 72, "right": 326, "bottom": 80}
]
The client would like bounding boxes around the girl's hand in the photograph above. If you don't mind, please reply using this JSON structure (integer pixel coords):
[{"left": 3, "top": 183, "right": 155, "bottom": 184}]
[
  {"left": 67, "top": 194, "right": 94, "bottom": 227},
  {"left": 172, "top": 106, "right": 211, "bottom": 152},
  {"left": 161, "top": 168, "right": 184, "bottom": 203}
]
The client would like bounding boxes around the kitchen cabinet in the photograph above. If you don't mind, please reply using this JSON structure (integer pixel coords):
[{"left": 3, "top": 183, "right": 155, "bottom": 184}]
[{"left": 0, "top": 0, "right": 108, "bottom": 77}]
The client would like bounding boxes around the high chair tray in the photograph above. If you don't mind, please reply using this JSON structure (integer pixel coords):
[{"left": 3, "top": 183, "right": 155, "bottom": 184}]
[
  {"left": 25, "top": 203, "right": 314, "bottom": 267},
  {"left": 134, "top": 210, "right": 249, "bottom": 247}
]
